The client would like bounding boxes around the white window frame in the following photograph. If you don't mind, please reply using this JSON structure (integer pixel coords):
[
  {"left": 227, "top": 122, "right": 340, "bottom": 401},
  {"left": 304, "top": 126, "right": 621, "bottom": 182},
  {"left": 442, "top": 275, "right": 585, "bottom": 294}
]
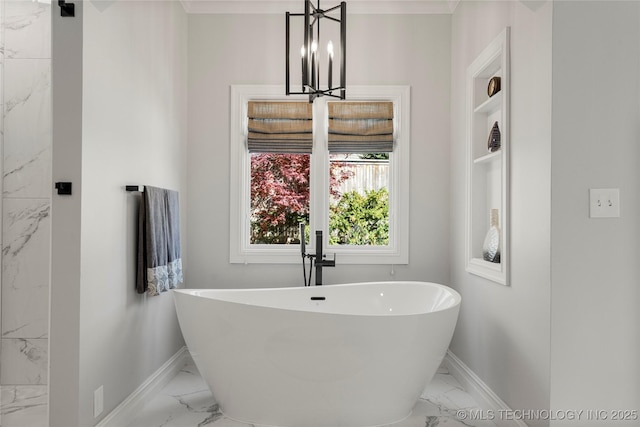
[{"left": 229, "top": 84, "right": 410, "bottom": 264}]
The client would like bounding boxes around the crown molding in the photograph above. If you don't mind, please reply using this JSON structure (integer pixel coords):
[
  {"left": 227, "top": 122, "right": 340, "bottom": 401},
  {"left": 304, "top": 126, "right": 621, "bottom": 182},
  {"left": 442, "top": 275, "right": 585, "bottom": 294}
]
[{"left": 180, "top": 0, "right": 455, "bottom": 14}]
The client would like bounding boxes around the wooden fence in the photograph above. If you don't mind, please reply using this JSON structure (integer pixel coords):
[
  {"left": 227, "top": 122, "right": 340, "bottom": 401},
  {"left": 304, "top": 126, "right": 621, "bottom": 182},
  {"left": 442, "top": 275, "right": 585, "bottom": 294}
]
[{"left": 333, "top": 158, "right": 389, "bottom": 196}]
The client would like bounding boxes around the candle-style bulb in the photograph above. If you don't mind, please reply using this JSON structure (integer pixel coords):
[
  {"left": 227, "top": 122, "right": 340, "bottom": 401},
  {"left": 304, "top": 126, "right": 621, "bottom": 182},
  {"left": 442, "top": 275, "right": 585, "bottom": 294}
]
[
  {"left": 327, "top": 41, "right": 334, "bottom": 90},
  {"left": 301, "top": 46, "right": 306, "bottom": 90},
  {"left": 311, "top": 40, "right": 318, "bottom": 90}
]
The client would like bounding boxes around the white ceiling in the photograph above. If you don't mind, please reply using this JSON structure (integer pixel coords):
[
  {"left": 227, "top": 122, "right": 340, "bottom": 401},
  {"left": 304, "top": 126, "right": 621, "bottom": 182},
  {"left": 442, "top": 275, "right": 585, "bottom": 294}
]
[{"left": 179, "top": 0, "right": 460, "bottom": 14}]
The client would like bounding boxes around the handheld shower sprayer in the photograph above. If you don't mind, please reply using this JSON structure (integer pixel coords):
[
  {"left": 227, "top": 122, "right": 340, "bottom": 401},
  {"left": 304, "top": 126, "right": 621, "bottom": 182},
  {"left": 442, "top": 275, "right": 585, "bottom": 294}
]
[
  {"left": 300, "top": 223, "right": 306, "bottom": 259},
  {"left": 300, "top": 223, "right": 313, "bottom": 287}
]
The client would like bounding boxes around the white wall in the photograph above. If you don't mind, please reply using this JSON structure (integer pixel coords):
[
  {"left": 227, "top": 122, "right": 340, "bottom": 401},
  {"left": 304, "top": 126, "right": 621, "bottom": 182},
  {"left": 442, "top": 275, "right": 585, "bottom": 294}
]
[
  {"left": 449, "top": 2, "right": 552, "bottom": 424},
  {"left": 51, "top": 1, "right": 189, "bottom": 426},
  {"left": 550, "top": 1, "right": 640, "bottom": 423},
  {"left": 187, "top": 13, "right": 452, "bottom": 289},
  {"left": 51, "top": 1, "right": 83, "bottom": 424}
]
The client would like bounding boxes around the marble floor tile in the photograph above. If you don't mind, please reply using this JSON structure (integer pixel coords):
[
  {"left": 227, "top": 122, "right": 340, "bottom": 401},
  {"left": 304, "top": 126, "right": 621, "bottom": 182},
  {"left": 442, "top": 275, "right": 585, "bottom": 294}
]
[{"left": 127, "top": 359, "right": 498, "bottom": 427}]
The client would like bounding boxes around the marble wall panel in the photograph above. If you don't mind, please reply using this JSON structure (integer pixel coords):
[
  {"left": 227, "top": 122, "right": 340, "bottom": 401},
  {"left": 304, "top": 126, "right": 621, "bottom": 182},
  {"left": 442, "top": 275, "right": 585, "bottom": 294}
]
[
  {"left": 1, "top": 2, "right": 53, "bottom": 425},
  {"left": 0, "top": 1, "right": 3, "bottom": 60},
  {"left": 2, "top": 199, "right": 50, "bottom": 339},
  {"left": 3, "top": 58, "right": 51, "bottom": 198},
  {"left": 3, "top": 1, "right": 50, "bottom": 60},
  {"left": 0, "top": 63, "right": 3, "bottom": 117},
  {"left": 0, "top": 385, "right": 47, "bottom": 427},
  {"left": 0, "top": 338, "right": 47, "bottom": 385}
]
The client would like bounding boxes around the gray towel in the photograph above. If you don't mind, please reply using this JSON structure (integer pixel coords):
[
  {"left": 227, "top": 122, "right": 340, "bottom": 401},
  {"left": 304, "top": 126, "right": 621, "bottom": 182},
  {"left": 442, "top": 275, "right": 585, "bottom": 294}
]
[{"left": 136, "top": 186, "right": 183, "bottom": 295}]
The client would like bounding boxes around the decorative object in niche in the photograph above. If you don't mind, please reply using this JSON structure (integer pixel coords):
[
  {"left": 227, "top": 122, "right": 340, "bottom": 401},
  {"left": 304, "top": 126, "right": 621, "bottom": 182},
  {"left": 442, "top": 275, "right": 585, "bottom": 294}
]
[
  {"left": 487, "top": 76, "right": 501, "bottom": 97},
  {"left": 487, "top": 121, "right": 501, "bottom": 152},
  {"left": 482, "top": 209, "right": 501, "bottom": 263}
]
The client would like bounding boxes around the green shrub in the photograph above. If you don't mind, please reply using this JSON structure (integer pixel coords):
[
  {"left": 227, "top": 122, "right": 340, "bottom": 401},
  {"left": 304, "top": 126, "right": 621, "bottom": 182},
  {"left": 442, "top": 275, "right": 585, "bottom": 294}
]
[{"left": 329, "top": 188, "right": 389, "bottom": 245}]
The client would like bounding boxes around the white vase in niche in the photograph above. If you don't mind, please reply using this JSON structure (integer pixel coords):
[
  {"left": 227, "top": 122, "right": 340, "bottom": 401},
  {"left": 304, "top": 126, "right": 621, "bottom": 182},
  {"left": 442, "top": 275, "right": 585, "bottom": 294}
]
[{"left": 482, "top": 209, "right": 500, "bottom": 263}]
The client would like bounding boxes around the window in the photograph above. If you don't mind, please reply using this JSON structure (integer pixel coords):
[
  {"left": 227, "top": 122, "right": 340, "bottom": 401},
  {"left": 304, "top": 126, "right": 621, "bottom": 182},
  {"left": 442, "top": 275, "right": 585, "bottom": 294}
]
[
  {"left": 230, "top": 85, "right": 410, "bottom": 264},
  {"left": 250, "top": 152, "right": 310, "bottom": 244},
  {"left": 326, "top": 101, "right": 394, "bottom": 247},
  {"left": 246, "top": 101, "right": 312, "bottom": 245},
  {"left": 329, "top": 152, "right": 389, "bottom": 246}
]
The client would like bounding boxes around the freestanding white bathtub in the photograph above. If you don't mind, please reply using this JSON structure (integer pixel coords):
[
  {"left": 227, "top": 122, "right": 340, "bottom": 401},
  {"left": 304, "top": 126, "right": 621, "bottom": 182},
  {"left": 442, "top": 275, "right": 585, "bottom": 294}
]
[{"left": 173, "top": 281, "right": 461, "bottom": 427}]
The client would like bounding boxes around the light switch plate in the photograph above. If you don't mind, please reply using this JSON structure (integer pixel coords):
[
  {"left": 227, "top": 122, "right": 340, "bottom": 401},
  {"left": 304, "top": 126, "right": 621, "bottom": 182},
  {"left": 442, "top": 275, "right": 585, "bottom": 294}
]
[{"left": 589, "top": 188, "right": 620, "bottom": 218}]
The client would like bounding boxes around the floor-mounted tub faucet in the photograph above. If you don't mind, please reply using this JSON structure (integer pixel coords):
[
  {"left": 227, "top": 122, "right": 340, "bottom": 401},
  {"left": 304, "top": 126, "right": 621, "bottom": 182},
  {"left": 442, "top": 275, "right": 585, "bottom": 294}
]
[
  {"left": 299, "top": 225, "right": 335, "bottom": 286},
  {"left": 314, "top": 230, "right": 335, "bottom": 286}
]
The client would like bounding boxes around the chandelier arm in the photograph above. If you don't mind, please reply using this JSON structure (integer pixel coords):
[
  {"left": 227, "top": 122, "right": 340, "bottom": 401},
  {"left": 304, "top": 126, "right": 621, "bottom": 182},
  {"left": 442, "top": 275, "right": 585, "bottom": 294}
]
[
  {"left": 323, "top": 4, "right": 342, "bottom": 13},
  {"left": 323, "top": 16, "right": 341, "bottom": 23}
]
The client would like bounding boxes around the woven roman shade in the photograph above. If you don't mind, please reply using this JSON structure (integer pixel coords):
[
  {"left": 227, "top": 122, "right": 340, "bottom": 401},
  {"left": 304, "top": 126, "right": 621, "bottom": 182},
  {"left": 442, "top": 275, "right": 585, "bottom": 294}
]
[
  {"left": 328, "top": 101, "right": 394, "bottom": 153},
  {"left": 247, "top": 101, "right": 313, "bottom": 153}
]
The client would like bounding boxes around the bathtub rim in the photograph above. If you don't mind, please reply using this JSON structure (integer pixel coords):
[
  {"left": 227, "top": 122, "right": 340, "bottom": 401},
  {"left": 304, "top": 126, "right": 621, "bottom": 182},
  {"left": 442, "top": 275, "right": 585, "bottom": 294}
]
[{"left": 172, "top": 280, "right": 461, "bottom": 317}]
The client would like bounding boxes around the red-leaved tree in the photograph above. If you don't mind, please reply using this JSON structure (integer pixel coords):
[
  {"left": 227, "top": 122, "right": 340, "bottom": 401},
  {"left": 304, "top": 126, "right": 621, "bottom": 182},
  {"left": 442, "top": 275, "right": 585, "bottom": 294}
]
[{"left": 250, "top": 153, "right": 352, "bottom": 244}]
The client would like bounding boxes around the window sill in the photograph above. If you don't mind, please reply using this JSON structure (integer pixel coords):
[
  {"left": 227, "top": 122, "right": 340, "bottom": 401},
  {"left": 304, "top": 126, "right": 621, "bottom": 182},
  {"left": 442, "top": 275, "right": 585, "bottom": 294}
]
[{"left": 230, "top": 247, "right": 408, "bottom": 265}]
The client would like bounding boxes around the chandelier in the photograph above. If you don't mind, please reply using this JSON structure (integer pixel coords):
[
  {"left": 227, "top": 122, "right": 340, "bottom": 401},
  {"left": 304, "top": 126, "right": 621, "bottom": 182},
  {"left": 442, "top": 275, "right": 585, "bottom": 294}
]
[{"left": 286, "top": 0, "right": 346, "bottom": 102}]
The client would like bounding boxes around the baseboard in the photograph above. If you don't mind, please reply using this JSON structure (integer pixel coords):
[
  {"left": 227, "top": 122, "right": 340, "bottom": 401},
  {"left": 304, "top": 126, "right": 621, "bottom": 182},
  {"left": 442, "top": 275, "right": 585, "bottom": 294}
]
[
  {"left": 96, "top": 346, "right": 190, "bottom": 427},
  {"left": 444, "top": 350, "right": 528, "bottom": 427}
]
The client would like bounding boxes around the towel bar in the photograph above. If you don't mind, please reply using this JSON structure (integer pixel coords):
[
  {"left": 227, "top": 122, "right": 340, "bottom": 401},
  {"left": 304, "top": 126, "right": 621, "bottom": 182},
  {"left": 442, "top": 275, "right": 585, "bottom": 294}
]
[{"left": 126, "top": 185, "right": 144, "bottom": 192}]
